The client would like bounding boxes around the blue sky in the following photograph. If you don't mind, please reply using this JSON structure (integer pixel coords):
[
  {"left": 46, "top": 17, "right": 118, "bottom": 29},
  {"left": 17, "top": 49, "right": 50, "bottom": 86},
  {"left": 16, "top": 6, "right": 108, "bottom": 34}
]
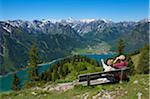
[{"left": 0, "top": 0, "right": 149, "bottom": 22}]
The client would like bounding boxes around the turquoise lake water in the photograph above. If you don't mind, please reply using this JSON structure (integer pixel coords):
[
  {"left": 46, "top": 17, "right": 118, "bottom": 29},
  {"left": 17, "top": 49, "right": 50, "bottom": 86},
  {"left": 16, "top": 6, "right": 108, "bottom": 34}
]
[{"left": 0, "top": 54, "right": 114, "bottom": 92}]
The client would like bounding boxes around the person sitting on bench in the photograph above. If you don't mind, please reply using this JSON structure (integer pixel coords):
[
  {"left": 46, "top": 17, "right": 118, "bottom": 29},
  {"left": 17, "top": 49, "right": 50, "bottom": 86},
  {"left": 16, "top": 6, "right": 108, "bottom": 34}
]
[
  {"left": 113, "top": 55, "right": 128, "bottom": 69},
  {"left": 101, "top": 58, "right": 116, "bottom": 72},
  {"left": 112, "top": 55, "right": 129, "bottom": 81},
  {"left": 100, "top": 58, "right": 116, "bottom": 82}
]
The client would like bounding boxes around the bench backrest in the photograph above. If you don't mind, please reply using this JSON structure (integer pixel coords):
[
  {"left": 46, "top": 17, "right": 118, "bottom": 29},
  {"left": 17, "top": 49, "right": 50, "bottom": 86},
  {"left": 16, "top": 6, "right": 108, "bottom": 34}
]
[{"left": 78, "top": 67, "right": 130, "bottom": 82}]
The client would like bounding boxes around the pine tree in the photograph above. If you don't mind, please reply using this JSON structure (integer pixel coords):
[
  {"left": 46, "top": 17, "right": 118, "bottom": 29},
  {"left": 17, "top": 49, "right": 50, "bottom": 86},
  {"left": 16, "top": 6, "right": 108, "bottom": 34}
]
[
  {"left": 117, "top": 39, "right": 125, "bottom": 55},
  {"left": 12, "top": 73, "right": 20, "bottom": 91},
  {"left": 52, "top": 69, "right": 60, "bottom": 81},
  {"left": 62, "top": 65, "right": 70, "bottom": 76},
  {"left": 58, "top": 65, "right": 63, "bottom": 78},
  {"left": 28, "top": 44, "right": 40, "bottom": 81}
]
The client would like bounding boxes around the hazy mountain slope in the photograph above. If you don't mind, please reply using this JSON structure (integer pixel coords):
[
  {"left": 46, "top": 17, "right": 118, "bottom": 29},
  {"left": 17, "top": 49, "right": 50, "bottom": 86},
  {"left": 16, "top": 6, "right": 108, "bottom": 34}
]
[{"left": 124, "top": 22, "right": 149, "bottom": 52}]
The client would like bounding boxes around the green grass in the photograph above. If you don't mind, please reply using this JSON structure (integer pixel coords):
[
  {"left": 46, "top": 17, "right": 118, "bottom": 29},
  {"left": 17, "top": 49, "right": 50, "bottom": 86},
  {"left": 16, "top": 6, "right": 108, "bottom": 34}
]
[
  {"left": 1, "top": 52, "right": 149, "bottom": 99},
  {"left": 57, "top": 62, "right": 103, "bottom": 82},
  {"left": 131, "top": 53, "right": 141, "bottom": 69},
  {"left": 1, "top": 74, "right": 149, "bottom": 99}
]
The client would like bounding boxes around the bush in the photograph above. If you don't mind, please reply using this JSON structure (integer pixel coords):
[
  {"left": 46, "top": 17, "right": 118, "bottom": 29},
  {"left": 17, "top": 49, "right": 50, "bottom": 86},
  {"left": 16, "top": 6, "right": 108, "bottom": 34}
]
[
  {"left": 126, "top": 55, "right": 135, "bottom": 75},
  {"left": 136, "top": 45, "right": 149, "bottom": 74}
]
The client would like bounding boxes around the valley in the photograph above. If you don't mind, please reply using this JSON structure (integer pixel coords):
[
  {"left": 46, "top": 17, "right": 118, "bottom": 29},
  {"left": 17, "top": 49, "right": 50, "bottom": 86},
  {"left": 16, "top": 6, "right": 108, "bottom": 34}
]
[{"left": 0, "top": 18, "right": 149, "bottom": 75}]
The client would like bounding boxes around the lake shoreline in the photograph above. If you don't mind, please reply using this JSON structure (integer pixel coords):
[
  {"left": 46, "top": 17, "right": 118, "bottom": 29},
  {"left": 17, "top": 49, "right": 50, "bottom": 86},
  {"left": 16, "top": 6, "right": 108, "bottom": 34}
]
[
  {"left": 0, "top": 54, "right": 114, "bottom": 92},
  {"left": 0, "top": 53, "right": 115, "bottom": 77},
  {"left": 0, "top": 55, "right": 74, "bottom": 77}
]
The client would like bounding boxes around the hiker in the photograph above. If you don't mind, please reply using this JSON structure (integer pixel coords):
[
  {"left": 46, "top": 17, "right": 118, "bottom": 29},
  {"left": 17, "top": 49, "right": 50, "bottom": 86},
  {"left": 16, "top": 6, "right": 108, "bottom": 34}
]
[
  {"left": 100, "top": 58, "right": 116, "bottom": 82},
  {"left": 113, "top": 55, "right": 128, "bottom": 69},
  {"left": 113, "top": 55, "right": 129, "bottom": 81},
  {"left": 101, "top": 58, "right": 116, "bottom": 72}
]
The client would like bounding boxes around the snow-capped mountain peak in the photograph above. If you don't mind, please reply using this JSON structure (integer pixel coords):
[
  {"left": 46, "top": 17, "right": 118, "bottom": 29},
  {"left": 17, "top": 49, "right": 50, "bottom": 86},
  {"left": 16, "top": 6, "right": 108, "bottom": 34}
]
[
  {"left": 79, "top": 19, "right": 96, "bottom": 23},
  {"left": 101, "top": 18, "right": 112, "bottom": 23},
  {"left": 2, "top": 26, "right": 11, "bottom": 33},
  {"left": 67, "top": 17, "right": 75, "bottom": 23}
]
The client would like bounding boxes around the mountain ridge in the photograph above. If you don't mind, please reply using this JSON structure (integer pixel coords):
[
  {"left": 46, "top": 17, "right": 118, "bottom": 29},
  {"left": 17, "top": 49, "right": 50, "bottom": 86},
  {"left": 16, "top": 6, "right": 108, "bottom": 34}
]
[{"left": 0, "top": 18, "right": 149, "bottom": 74}]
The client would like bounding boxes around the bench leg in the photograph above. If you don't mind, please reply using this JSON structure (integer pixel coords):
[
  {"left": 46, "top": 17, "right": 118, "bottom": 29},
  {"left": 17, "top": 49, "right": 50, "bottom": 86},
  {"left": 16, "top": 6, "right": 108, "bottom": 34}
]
[{"left": 87, "top": 75, "right": 90, "bottom": 86}]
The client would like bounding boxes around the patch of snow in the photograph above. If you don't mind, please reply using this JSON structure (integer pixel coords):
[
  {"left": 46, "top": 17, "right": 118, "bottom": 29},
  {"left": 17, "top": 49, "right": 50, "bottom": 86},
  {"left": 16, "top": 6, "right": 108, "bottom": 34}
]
[
  {"left": 72, "top": 24, "right": 77, "bottom": 28},
  {"left": 77, "top": 29, "right": 81, "bottom": 33},
  {"left": 67, "top": 17, "right": 75, "bottom": 23},
  {"left": 2, "top": 26, "right": 11, "bottom": 33},
  {"left": 80, "top": 19, "right": 96, "bottom": 23},
  {"left": 27, "top": 23, "right": 32, "bottom": 28},
  {"left": 102, "top": 18, "right": 107, "bottom": 23}
]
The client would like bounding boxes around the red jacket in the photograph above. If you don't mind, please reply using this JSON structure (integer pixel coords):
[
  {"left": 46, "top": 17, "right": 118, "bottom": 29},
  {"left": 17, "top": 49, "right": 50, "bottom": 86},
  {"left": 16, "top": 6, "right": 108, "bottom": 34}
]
[{"left": 113, "top": 61, "right": 128, "bottom": 69}]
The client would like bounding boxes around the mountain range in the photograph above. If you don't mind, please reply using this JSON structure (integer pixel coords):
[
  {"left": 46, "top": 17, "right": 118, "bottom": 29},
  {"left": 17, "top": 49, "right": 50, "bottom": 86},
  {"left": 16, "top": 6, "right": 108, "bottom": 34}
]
[{"left": 0, "top": 18, "right": 149, "bottom": 75}]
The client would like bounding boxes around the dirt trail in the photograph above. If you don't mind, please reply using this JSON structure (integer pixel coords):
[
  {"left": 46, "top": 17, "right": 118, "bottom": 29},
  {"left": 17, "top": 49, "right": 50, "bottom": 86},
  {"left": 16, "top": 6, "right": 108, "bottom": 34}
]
[{"left": 32, "top": 82, "right": 75, "bottom": 92}]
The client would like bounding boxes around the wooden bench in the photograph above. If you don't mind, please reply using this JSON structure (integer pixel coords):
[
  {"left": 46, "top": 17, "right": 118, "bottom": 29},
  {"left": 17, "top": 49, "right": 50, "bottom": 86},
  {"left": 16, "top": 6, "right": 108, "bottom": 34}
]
[{"left": 78, "top": 67, "right": 130, "bottom": 86}]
